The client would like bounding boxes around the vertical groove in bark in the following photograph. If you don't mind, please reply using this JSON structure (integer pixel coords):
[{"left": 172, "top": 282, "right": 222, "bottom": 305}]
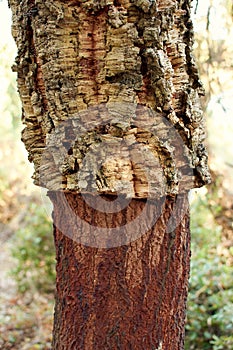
[{"left": 49, "top": 192, "right": 190, "bottom": 350}]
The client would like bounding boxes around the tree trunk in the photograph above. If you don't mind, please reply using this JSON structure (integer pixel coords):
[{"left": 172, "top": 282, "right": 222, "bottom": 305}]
[
  {"left": 49, "top": 192, "right": 190, "bottom": 350},
  {"left": 9, "top": 0, "right": 210, "bottom": 349}
]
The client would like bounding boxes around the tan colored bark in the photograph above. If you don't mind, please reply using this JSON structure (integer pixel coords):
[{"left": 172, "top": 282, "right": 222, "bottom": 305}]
[{"left": 10, "top": 0, "right": 210, "bottom": 197}]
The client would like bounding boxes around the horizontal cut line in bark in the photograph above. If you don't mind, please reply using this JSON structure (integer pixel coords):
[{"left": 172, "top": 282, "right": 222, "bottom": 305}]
[
  {"left": 36, "top": 102, "right": 207, "bottom": 197},
  {"left": 44, "top": 189, "right": 190, "bottom": 248}
]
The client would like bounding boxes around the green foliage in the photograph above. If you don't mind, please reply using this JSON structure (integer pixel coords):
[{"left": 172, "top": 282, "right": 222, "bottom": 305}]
[
  {"left": 185, "top": 191, "right": 233, "bottom": 350},
  {"left": 10, "top": 203, "right": 55, "bottom": 294}
]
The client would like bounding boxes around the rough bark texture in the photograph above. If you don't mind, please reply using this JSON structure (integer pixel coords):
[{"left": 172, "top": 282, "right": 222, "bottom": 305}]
[
  {"left": 9, "top": 0, "right": 211, "bottom": 349},
  {"left": 50, "top": 191, "right": 190, "bottom": 350},
  {"left": 9, "top": 0, "right": 210, "bottom": 197}
]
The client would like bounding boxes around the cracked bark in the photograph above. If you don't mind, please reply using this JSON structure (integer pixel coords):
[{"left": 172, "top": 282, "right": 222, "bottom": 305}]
[{"left": 9, "top": 0, "right": 210, "bottom": 349}]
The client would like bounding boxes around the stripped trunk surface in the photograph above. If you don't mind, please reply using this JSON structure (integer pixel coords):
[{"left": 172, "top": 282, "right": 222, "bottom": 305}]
[{"left": 50, "top": 192, "right": 190, "bottom": 350}]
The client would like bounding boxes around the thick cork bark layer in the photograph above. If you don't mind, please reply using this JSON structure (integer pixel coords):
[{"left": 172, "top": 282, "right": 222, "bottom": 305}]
[{"left": 9, "top": 0, "right": 210, "bottom": 198}]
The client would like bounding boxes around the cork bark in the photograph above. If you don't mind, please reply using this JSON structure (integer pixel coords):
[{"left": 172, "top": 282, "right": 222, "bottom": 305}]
[
  {"left": 9, "top": 0, "right": 210, "bottom": 195},
  {"left": 9, "top": 0, "right": 211, "bottom": 349}
]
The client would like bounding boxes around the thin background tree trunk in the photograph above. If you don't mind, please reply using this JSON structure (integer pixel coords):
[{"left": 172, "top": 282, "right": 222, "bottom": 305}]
[{"left": 9, "top": 0, "right": 210, "bottom": 349}]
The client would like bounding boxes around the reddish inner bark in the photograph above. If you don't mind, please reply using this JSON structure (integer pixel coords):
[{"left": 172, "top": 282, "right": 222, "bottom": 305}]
[{"left": 49, "top": 191, "right": 190, "bottom": 350}]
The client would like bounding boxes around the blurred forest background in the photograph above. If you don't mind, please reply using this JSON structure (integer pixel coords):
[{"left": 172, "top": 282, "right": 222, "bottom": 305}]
[{"left": 0, "top": 0, "right": 232, "bottom": 349}]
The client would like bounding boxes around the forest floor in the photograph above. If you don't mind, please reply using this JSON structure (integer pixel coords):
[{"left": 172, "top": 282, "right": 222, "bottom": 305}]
[
  {"left": 0, "top": 187, "right": 54, "bottom": 350},
  {"left": 0, "top": 238, "right": 53, "bottom": 350}
]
